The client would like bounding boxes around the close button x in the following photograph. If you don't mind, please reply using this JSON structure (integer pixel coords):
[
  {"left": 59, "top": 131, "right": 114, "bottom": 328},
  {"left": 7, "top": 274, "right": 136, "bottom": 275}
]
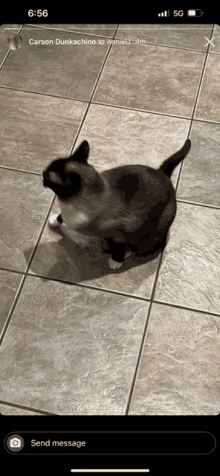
[{"left": 204, "top": 37, "right": 215, "bottom": 47}]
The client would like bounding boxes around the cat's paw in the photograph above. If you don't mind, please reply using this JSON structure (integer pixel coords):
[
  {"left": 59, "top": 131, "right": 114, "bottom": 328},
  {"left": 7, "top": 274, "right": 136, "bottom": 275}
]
[
  {"left": 108, "top": 251, "right": 132, "bottom": 269},
  {"left": 48, "top": 214, "right": 61, "bottom": 228},
  {"left": 108, "top": 258, "right": 123, "bottom": 270}
]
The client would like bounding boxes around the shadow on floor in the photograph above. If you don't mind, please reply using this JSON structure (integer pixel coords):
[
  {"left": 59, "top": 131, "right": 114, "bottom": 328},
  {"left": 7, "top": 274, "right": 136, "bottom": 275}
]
[{"left": 24, "top": 228, "right": 164, "bottom": 284}]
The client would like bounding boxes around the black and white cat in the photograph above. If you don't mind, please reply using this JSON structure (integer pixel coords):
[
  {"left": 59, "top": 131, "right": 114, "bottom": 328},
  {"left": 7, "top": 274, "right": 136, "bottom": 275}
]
[{"left": 42, "top": 138, "right": 191, "bottom": 269}]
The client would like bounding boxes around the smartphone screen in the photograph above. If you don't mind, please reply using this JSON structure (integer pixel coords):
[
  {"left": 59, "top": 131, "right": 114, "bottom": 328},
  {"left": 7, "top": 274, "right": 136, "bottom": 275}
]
[{"left": 0, "top": 8, "right": 219, "bottom": 476}]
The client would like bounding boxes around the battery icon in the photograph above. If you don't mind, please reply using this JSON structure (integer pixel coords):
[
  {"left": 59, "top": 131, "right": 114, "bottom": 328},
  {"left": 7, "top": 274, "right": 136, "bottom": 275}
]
[{"left": 187, "top": 9, "right": 204, "bottom": 16}]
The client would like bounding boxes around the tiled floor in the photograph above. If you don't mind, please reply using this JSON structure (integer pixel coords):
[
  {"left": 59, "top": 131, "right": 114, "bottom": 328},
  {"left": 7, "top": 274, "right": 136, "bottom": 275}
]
[{"left": 0, "top": 24, "right": 220, "bottom": 415}]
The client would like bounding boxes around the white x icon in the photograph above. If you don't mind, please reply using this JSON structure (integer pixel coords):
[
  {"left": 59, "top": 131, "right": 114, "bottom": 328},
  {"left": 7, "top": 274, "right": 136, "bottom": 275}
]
[{"left": 204, "top": 37, "right": 215, "bottom": 47}]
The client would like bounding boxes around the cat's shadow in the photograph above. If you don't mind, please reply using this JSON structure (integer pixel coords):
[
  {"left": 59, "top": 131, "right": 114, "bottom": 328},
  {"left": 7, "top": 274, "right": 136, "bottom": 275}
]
[{"left": 24, "top": 227, "right": 164, "bottom": 286}]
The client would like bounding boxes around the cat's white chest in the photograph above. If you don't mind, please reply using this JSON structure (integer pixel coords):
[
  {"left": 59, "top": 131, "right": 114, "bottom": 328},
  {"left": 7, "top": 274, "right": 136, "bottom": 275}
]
[
  {"left": 59, "top": 203, "right": 89, "bottom": 227},
  {"left": 57, "top": 203, "right": 94, "bottom": 248}
]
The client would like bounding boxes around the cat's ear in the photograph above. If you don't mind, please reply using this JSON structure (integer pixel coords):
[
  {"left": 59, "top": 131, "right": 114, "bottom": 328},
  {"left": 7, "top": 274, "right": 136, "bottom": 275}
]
[{"left": 70, "top": 140, "right": 90, "bottom": 164}]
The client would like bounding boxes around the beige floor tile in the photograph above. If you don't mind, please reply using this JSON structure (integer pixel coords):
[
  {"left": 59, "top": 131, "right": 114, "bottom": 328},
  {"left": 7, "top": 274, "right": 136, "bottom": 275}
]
[
  {"left": 0, "top": 28, "right": 109, "bottom": 100},
  {"left": 0, "top": 169, "right": 53, "bottom": 272},
  {"left": 129, "top": 303, "right": 220, "bottom": 415},
  {"left": 155, "top": 202, "right": 220, "bottom": 313},
  {"left": 177, "top": 121, "right": 220, "bottom": 206},
  {"left": 0, "top": 275, "right": 150, "bottom": 414},
  {"left": 69, "top": 104, "right": 190, "bottom": 177},
  {"left": 195, "top": 52, "right": 220, "bottom": 122},
  {"left": 0, "top": 89, "right": 87, "bottom": 172},
  {"left": 93, "top": 44, "right": 205, "bottom": 117}
]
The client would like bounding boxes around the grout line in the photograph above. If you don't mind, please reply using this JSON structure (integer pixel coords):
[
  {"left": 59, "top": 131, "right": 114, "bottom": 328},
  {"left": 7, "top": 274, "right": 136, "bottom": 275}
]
[
  {"left": 125, "top": 246, "right": 165, "bottom": 414},
  {"left": 2, "top": 265, "right": 220, "bottom": 319},
  {"left": 1, "top": 84, "right": 220, "bottom": 126},
  {"left": 183, "top": 24, "right": 215, "bottom": 139},
  {"left": 0, "top": 84, "right": 91, "bottom": 101},
  {"left": 14, "top": 272, "right": 220, "bottom": 318},
  {"left": 0, "top": 273, "right": 27, "bottom": 345},
  {"left": 21, "top": 25, "right": 214, "bottom": 29},
  {"left": 175, "top": 25, "right": 215, "bottom": 192},
  {"left": 1, "top": 264, "right": 220, "bottom": 324},
  {"left": 0, "top": 165, "right": 42, "bottom": 175},
  {"left": 23, "top": 197, "right": 56, "bottom": 272},
  {"left": 87, "top": 29, "right": 119, "bottom": 102},
  {"left": 90, "top": 101, "right": 195, "bottom": 120},
  {"left": 0, "top": 194, "right": 55, "bottom": 346},
  {"left": 176, "top": 199, "right": 220, "bottom": 209},
  {"left": 149, "top": 299, "right": 220, "bottom": 318},
  {"left": 90, "top": 102, "right": 220, "bottom": 124},
  {"left": 23, "top": 24, "right": 120, "bottom": 36},
  {"left": 0, "top": 399, "right": 59, "bottom": 415},
  {"left": 0, "top": 267, "right": 25, "bottom": 276},
  {"left": 67, "top": 27, "right": 120, "bottom": 156},
  {"left": 27, "top": 272, "right": 152, "bottom": 301}
]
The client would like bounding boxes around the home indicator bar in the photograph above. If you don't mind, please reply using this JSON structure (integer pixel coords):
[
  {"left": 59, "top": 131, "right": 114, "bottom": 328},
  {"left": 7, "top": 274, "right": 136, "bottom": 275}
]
[{"left": 70, "top": 471, "right": 150, "bottom": 473}]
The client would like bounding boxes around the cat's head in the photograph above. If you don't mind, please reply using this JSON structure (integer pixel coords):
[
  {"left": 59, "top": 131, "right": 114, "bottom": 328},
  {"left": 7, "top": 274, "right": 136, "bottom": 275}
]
[{"left": 42, "top": 140, "right": 103, "bottom": 200}]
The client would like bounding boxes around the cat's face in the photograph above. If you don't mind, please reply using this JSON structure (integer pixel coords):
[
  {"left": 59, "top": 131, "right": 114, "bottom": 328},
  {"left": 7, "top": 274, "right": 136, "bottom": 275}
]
[
  {"left": 42, "top": 140, "right": 95, "bottom": 200},
  {"left": 42, "top": 157, "right": 82, "bottom": 199}
]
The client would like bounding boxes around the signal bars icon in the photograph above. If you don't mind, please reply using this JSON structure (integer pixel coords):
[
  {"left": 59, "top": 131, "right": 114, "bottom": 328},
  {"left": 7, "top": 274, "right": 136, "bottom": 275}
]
[{"left": 158, "top": 10, "right": 170, "bottom": 16}]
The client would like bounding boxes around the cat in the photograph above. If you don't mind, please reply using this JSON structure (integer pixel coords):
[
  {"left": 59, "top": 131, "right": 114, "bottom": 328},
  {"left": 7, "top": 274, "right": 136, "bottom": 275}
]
[{"left": 42, "top": 138, "right": 191, "bottom": 269}]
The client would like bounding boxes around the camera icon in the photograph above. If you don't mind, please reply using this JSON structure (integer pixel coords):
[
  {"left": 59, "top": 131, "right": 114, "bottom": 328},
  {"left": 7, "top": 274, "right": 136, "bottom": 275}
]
[
  {"left": 6, "top": 434, "right": 24, "bottom": 452},
  {"left": 10, "top": 437, "right": 21, "bottom": 448}
]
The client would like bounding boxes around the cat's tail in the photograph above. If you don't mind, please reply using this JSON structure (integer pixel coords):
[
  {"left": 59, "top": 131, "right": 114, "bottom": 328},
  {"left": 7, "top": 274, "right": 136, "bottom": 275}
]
[{"left": 159, "top": 139, "right": 191, "bottom": 178}]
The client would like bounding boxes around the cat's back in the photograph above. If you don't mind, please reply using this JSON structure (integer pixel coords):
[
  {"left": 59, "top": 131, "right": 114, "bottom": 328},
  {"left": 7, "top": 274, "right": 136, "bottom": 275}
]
[{"left": 100, "top": 164, "right": 173, "bottom": 206}]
